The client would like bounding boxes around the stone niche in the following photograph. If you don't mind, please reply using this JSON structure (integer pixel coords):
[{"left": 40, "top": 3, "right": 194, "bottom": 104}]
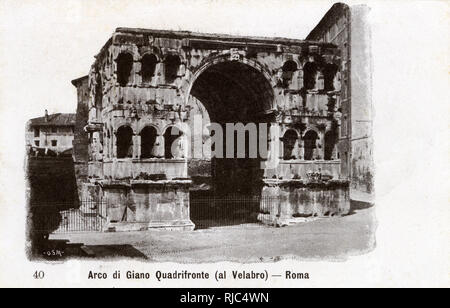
[
  {"left": 95, "top": 180, "right": 194, "bottom": 232},
  {"left": 258, "top": 179, "right": 350, "bottom": 227}
]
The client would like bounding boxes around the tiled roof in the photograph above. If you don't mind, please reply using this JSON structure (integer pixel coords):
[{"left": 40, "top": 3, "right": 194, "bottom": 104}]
[{"left": 29, "top": 113, "right": 76, "bottom": 127}]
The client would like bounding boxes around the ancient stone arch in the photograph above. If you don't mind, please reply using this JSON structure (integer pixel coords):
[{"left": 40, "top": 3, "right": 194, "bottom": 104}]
[
  {"left": 182, "top": 54, "right": 276, "bottom": 107},
  {"left": 75, "top": 28, "right": 349, "bottom": 230},
  {"left": 113, "top": 120, "right": 137, "bottom": 134},
  {"left": 139, "top": 46, "right": 162, "bottom": 60}
]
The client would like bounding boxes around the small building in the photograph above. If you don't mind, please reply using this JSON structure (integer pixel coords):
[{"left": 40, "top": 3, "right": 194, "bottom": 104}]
[
  {"left": 26, "top": 111, "right": 78, "bottom": 206},
  {"left": 26, "top": 110, "right": 76, "bottom": 156}
]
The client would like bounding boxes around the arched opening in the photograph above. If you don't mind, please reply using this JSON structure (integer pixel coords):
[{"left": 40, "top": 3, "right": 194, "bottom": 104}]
[
  {"left": 140, "top": 126, "right": 157, "bottom": 158},
  {"left": 303, "top": 130, "right": 318, "bottom": 160},
  {"left": 163, "top": 126, "right": 183, "bottom": 159},
  {"left": 141, "top": 54, "right": 157, "bottom": 83},
  {"left": 324, "top": 130, "right": 337, "bottom": 160},
  {"left": 189, "top": 60, "right": 274, "bottom": 196},
  {"left": 282, "top": 130, "right": 298, "bottom": 160},
  {"left": 281, "top": 60, "right": 297, "bottom": 87},
  {"left": 323, "top": 63, "right": 339, "bottom": 92},
  {"left": 188, "top": 60, "right": 274, "bottom": 227},
  {"left": 164, "top": 55, "right": 181, "bottom": 84},
  {"left": 303, "top": 61, "right": 318, "bottom": 90},
  {"left": 116, "top": 53, "right": 133, "bottom": 86},
  {"left": 116, "top": 126, "right": 133, "bottom": 159}
]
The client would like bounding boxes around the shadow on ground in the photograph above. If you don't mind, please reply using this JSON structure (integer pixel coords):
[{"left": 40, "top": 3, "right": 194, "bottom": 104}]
[
  {"left": 34, "top": 239, "right": 147, "bottom": 260},
  {"left": 345, "top": 199, "right": 374, "bottom": 216},
  {"left": 192, "top": 216, "right": 259, "bottom": 230}
]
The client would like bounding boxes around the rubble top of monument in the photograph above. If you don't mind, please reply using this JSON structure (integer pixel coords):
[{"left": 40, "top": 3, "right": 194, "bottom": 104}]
[
  {"left": 91, "top": 27, "right": 339, "bottom": 62},
  {"left": 114, "top": 27, "right": 337, "bottom": 47}
]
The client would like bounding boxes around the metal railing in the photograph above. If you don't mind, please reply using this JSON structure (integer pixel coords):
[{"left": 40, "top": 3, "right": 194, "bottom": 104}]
[
  {"left": 30, "top": 195, "right": 281, "bottom": 232},
  {"left": 190, "top": 194, "right": 278, "bottom": 229},
  {"left": 31, "top": 199, "right": 106, "bottom": 233}
]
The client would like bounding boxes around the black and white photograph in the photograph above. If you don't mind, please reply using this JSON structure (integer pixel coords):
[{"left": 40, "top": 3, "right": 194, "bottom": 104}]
[
  {"left": 0, "top": 0, "right": 448, "bottom": 289},
  {"left": 25, "top": 2, "right": 374, "bottom": 262}
]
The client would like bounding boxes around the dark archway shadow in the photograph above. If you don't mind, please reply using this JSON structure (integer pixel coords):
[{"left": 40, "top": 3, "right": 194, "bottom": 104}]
[
  {"left": 190, "top": 191, "right": 261, "bottom": 230},
  {"left": 187, "top": 60, "right": 272, "bottom": 230},
  {"left": 192, "top": 216, "right": 260, "bottom": 230}
]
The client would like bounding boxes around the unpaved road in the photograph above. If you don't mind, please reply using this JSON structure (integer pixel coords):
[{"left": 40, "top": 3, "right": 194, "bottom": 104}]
[{"left": 50, "top": 203, "right": 375, "bottom": 262}]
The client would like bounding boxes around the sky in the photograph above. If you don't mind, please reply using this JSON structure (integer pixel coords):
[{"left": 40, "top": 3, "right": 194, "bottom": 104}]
[{"left": 0, "top": 0, "right": 334, "bottom": 120}]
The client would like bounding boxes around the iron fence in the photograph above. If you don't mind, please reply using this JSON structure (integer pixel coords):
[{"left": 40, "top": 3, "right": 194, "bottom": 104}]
[
  {"left": 31, "top": 199, "right": 106, "bottom": 233},
  {"left": 30, "top": 195, "right": 280, "bottom": 232},
  {"left": 189, "top": 194, "right": 278, "bottom": 229}
]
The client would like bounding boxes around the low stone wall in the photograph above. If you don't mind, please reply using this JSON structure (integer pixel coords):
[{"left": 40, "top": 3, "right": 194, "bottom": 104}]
[
  {"left": 90, "top": 159, "right": 188, "bottom": 180},
  {"left": 259, "top": 179, "right": 350, "bottom": 226},
  {"left": 275, "top": 160, "right": 341, "bottom": 180},
  {"left": 86, "top": 180, "right": 194, "bottom": 231}
]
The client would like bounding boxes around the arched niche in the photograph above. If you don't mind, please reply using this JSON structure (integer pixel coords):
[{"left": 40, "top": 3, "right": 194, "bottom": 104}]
[
  {"left": 303, "top": 130, "right": 319, "bottom": 160},
  {"left": 116, "top": 125, "right": 134, "bottom": 158},
  {"left": 116, "top": 52, "right": 134, "bottom": 86}
]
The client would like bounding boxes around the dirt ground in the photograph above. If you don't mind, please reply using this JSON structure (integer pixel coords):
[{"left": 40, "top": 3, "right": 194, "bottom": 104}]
[{"left": 48, "top": 201, "right": 376, "bottom": 262}]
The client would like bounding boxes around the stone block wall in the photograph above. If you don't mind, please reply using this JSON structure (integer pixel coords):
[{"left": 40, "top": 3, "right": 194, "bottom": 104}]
[
  {"left": 101, "top": 182, "right": 193, "bottom": 230},
  {"left": 259, "top": 180, "right": 350, "bottom": 225}
]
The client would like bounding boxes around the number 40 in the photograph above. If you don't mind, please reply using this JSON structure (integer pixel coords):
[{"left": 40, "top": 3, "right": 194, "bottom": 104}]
[{"left": 33, "top": 271, "right": 45, "bottom": 279}]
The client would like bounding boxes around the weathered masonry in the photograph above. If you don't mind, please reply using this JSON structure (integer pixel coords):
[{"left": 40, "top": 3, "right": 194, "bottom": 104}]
[
  {"left": 307, "top": 3, "right": 373, "bottom": 194},
  {"left": 72, "top": 28, "right": 350, "bottom": 230}
]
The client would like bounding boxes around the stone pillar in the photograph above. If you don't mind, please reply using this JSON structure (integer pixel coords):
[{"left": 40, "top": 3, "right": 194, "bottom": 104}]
[
  {"left": 112, "top": 131, "right": 117, "bottom": 158},
  {"left": 273, "top": 122, "right": 283, "bottom": 161},
  {"left": 178, "top": 134, "right": 188, "bottom": 159},
  {"left": 152, "top": 134, "right": 165, "bottom": 158},
  {"left": 134, "top": 134, "right": 141, "bottom": 159},
  {"left": 292, "top": 139, "right": 300, "bottom": 159},
  {"left": 109, "top": 132, "right": 113, "bottom": 159},
  {"left": 131, "top": 133, "right": 137, "bottom": 159},
  {"left": 333, "top": 71, "right": 341, "bottom": 92},
  {"left": 92, "top": 131, "right": 102, "bottom": 161},
  {"left": 104, "top": 134, "right": 109, "bottom": 158},
  {"left": 331, "top": 144, "right": 338, "bottom": 160},
  {"left": 263, "top": 122, "right": 281, "bottom": 178},
  {"left": 277, "top": 123, "right": 283, "bottom": 164},
  {"left": 316, "top": 131, "right": 324, "bottom": 160},
  {"left": 154, "top": 63, "right": 164, "bottom": 86},
  {"left": 316, "top": 71, "right": 324, "bottom": 91},
  {"left": 134, "top": 61, "right": 141, "bottom": 85},
  {"left": 297, "top": 69, "right": 304, "bottom": 91},
  {"left": 298, "top": 138, "right": 304, "bottom": 160}
]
